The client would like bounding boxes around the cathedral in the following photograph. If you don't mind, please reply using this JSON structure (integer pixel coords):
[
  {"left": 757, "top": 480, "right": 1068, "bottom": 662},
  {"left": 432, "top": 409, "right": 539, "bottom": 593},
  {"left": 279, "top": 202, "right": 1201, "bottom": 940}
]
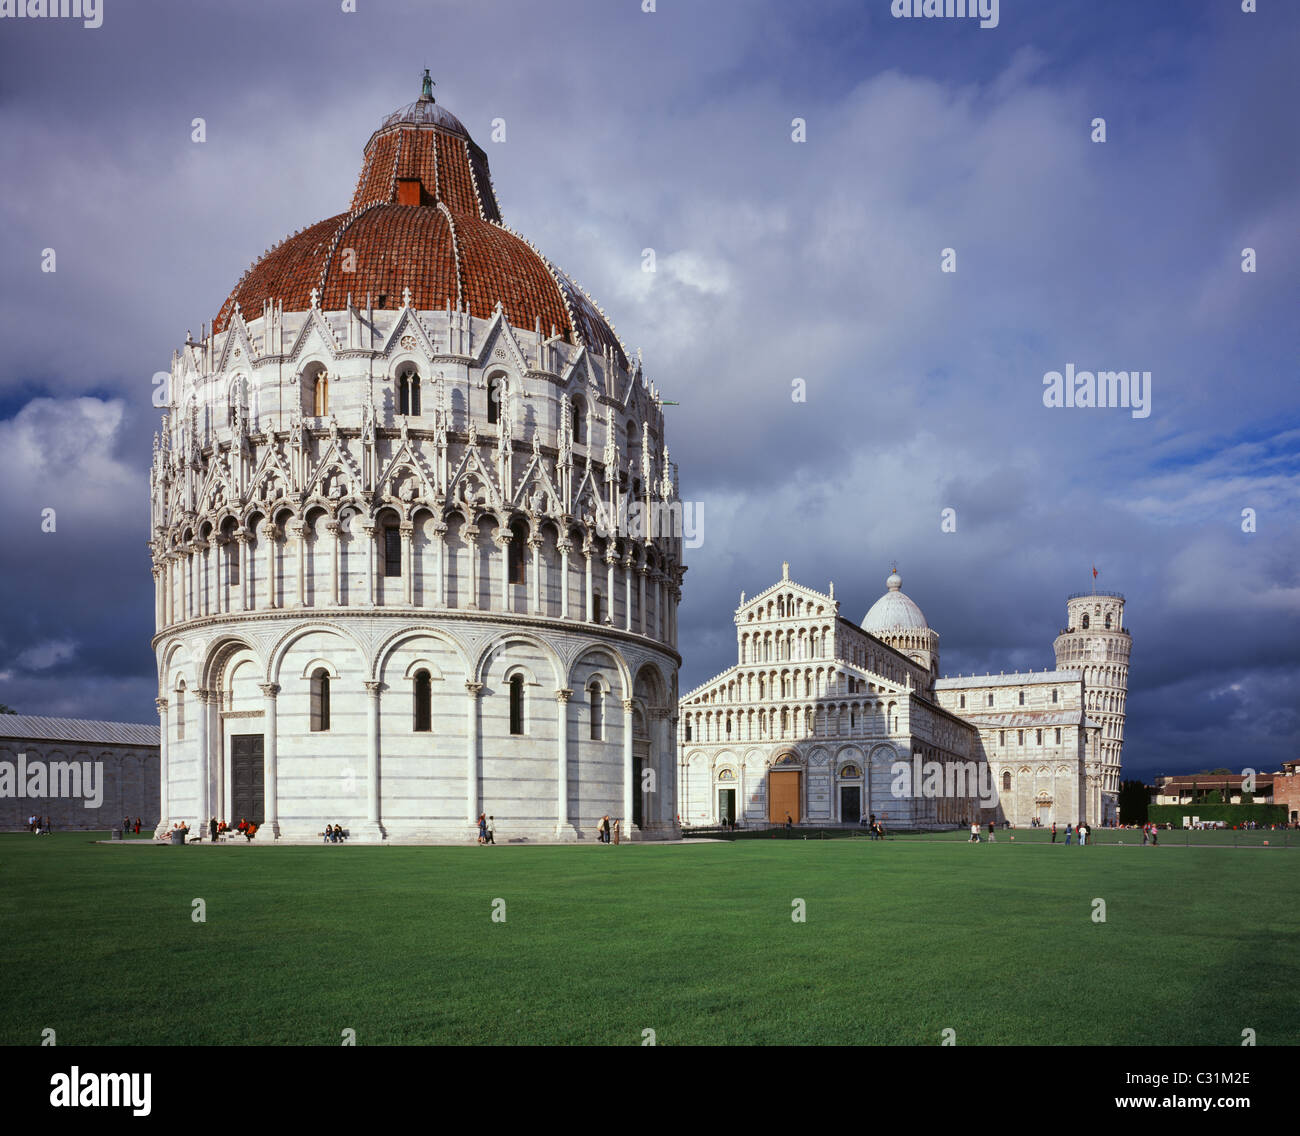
[
  {"left": 678, "top": 567, "right": 1126, "bottom": 829},
  {"left": 150, "top": 74, "right": 684, "bottom": 842}
]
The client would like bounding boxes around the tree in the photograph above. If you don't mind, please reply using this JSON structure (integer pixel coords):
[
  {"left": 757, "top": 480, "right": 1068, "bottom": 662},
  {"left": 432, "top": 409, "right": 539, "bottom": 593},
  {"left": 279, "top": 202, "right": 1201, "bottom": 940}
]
[{"left": 0, "top": 704, "right": 17, "bottom": 715}]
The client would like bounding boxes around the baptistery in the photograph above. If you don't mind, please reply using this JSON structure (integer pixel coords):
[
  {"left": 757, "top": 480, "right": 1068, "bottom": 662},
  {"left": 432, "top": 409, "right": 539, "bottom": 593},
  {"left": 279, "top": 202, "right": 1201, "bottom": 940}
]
[{"left": 150, "top": 74, "right": 684, "bottom": 842}]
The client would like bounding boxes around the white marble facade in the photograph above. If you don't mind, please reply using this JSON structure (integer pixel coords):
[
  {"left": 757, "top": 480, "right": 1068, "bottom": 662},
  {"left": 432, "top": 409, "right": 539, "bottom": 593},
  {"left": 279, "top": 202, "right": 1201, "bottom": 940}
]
[
  {"left": 680, "top": 567, "right": 1123, "bottom": 828},
  {"left": 151, "top": 89, "right": 683, "bottom": 843}
]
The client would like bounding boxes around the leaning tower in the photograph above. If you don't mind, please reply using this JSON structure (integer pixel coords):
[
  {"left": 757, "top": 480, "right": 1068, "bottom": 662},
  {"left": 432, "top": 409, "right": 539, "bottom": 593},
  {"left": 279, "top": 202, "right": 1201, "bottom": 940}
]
[{"left": 1053, "top": 590, "right": 1128, "bottom": 822}]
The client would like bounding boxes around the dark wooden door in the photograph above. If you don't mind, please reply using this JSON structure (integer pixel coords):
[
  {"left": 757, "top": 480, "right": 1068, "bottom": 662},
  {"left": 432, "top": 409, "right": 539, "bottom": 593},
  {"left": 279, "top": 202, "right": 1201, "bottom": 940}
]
[
  {"left": 840, "top": 785, "right": 861, "bottom": 824},
  {"left": 718, "top": 788, "right": 736, "bottom": 824},
  {"left": 230, "top": 734, "right": 264, "bottom": 825}
]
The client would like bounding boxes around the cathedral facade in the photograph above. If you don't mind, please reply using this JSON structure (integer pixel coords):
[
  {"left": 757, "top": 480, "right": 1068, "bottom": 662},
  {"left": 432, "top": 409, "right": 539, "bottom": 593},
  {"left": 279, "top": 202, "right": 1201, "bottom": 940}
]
[
  {"left": 150, "top": 77, "right": 684, "bottom": 843},
  {"left": 678, "top": 568, "right": 1125, "bottom": 829}
]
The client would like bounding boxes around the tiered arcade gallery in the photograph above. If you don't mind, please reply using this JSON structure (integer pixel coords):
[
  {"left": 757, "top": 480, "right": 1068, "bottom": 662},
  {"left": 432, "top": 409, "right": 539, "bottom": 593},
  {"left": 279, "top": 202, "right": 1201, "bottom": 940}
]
[{"left": 150, "top": 80, "right": 684, "bottom": 842}]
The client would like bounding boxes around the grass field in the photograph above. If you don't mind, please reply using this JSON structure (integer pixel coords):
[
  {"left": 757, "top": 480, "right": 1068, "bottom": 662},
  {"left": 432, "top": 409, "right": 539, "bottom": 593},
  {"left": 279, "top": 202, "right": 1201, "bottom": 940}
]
[{"left": 3, "top": 832, "right": 1297, "bottom": 1046}]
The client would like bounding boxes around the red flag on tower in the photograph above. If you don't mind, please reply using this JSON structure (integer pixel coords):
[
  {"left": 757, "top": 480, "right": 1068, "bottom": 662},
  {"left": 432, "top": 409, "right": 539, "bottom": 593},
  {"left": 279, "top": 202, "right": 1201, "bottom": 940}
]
[{"left": 1092, "top": 565, "right": 1098, "bottom": 579}]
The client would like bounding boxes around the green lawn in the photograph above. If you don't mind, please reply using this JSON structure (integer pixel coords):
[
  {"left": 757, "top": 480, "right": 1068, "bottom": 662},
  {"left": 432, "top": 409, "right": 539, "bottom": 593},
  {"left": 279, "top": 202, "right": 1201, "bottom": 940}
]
[{"left": 3, "top": 832, "right": 1297, "bottom": 1045}]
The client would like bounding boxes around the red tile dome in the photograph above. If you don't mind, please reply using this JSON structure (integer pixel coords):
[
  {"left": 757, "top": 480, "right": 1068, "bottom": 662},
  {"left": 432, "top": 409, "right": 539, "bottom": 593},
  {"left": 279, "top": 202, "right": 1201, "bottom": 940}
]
[{"left": 214, "top": 76, "right": 626, "bottom": 368}]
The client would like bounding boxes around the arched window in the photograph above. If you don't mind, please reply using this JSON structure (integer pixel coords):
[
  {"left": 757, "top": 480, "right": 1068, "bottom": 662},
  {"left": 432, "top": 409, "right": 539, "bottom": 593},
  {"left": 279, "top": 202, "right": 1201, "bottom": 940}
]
[
  {"left": 311, "top": 669, "right": 331, "bottom": 732},
  {"left": 592, "top": 590, "right": 603, "bottom": 623},
  {"left": 508, "top": 522, "right": 527, "bottom": 586},
  {"left": 959, "top": 694, "right": 966, "bottom": 709},
  {"left": 1002, "top": 771, "right": 1012, "bottom": 792},
  {"left": 1081, "top": 613, "right": 1090, "bottom": 629},
  {"left": 1104, "top": 613, "right": 1112, "bottom": 629},
  {"left": 571, "top": 398, "right": 586, "bottom": 445},
  {"left": 509, "top": 674, "right": 525, "bottom": 736},
  {"left": 589, "top": 681, "right": 603, "bottom": 740},
  {"left": 487, "top": 375, "right": 504, "bottom": 425},
  {"left": 175, "top": 683, "right": 186, "bottom": 741},
  {"left": 1019, "top": 691, "right": 1025, "bottom": 706},
  {"left": 398, "top": 367, "right": 420, "bottom": 416},
  {"left": 382, "top": 525, "right": 401, "bottom": 578},
  {"left": 987, "top": 693, "right": 994, "bottom": 707},
  {"left": 414, "top": 670, "right": 432, "bottom": 732},
  {"left": 685, "top": 719, "right": 692, "bottom": 741},
  {"left": 1052, "top": 689, "right": 1058, "bottom": 704},
  {"left": 226, "top": 540, "right": 240, "bottom": 586},
  {"left": 313, "top": 372, "right": 329, "bottom": 417}
]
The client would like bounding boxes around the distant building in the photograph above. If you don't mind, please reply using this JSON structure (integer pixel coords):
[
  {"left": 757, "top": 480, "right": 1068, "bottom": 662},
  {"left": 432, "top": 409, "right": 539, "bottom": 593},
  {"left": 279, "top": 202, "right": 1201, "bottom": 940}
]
[
  {"left": 678, "top": 566, "right": 1120, "bottom": 829},
  {"left": 1151, "top": 773, "right": 1276, "bottom": 807},
  {"left": 0, "top": 716, "right": 160, "bottom": 831},
  {"left": 1273, "top": 761, "right": 1300, "bottom": 824}
]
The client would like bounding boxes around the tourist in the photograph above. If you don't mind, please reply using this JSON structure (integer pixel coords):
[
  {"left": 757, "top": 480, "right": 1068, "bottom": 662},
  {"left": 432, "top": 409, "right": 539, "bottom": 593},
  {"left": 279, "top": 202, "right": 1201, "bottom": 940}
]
[
  {"left": 612, "top": 818, "right": 620, "bottom": 845},
  {"left": 209, "top": 817, "right": 217, "bottom": 842},
  {"left": 245, "top": 821, "right": 257, "bottom": 841},
  {"left": 784, "top": 812, "right": 793, "bottom": 832},
  {"left": 601, "top": 814, "right": 611, "bottom": 843},
  {"left": 485, "top": 816, "right": 497, "bottom": 845},
  {"left": 135, "top": 817, "right": 142, "bottom": 835},
  {"left": 323, "top": 824, "right": 333, "bottom": 843},
  {"left": 1150, "top": 825, "right": 1158, "bottom": 847},
  {"left": 1065, "top": 823, "right": 1072, "bottom": 846},
  {"left": 988, "top": 821, "right": 996, "bottom": 843},
  {"left": 1051, "top": 821, "right": 1057, "bottom": 843},
  {"left": 333, "top": 825, "right": 344, "bottom": 842},
  {"left": 44, "top": 816, "right": 53, "bottom": 834},
  {"left": 477, "top": 812, "right": 488, "bottom": 844},
  {"left": 970, "top": 822, "right": 980, "bottom": 843}
]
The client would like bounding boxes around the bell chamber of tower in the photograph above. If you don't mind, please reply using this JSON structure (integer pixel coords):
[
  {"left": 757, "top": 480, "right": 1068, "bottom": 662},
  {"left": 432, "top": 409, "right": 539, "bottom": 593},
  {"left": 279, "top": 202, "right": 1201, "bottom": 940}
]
[{"left": 149, "top": 75, "right": 684, "bottom": 844}]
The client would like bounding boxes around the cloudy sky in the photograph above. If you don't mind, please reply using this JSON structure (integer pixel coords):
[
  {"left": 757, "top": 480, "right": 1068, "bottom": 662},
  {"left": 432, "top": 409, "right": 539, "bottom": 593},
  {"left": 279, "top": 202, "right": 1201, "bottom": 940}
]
[{"left": 0, "top": 0, "right": 1296, "bottom": 781}]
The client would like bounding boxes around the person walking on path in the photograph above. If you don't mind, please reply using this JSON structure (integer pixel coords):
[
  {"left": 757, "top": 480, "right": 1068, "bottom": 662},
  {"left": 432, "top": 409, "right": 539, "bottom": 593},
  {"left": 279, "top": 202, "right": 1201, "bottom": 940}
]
[
  {"left": 484, "top": 816, "right": 496, "bottom": 845},
  {"left": 209, "top": 816, "right": 217, "bottom": 842},
  {"left": 1151, "top": 825, "right": 1158, "bottom": 847},
  {"left": 476, "top": 812, "right": 487, "bottom": 845},
  {"left": 613, "top": 818, "right": 621, "bottom": 845},
  {"left": 1065, "top": 823, "right": 1073, "bottom": 846},
  {"left": 969, "top": 822, "right": 980, "bottom": 843},
  {"left": 988, "top": 820, "right": 996, "bottom": 842},
  {"left": 1051, "top": 822, "right": 1057, "bottom": 844}
]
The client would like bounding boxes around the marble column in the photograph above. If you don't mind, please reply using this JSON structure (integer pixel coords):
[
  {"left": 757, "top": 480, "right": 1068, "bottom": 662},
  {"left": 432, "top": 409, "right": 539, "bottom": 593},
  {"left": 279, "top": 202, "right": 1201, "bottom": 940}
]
[
  {"left": 623, "top": 698, "right": 635, "bottom": 834},
  {"left": 238, "top": 532, "right": 251, "bottom": 612},
  {"left": 604, "top": 551, "right": 616, "bottom": 625},
  {"left": 638, "top": 567, "right": 648, "bottom": 635},
  {"left": 465, "top": 681, "right": 483, "bottom": 824},
  {"left": 623, "top": 552, "right": 634, "bottom": 631},
  {"left": 401, "top": 522, "right": 415, "bottom": 606},
  {"left": 584, "top": 547, "right": 594, "bottom": 621},
  {"left": 363, "top": 523, "right": 377, "bottom": 606},
  {"left": 266, "top": 523, "right": 279, "bottom": 609},
  {"left": 558, "top": 540, "right": 571, "bottom": 619},
  {"left": 434, "top": 523, "right": 448, "bottom": 607},
  {"left": 496, "top": 531, "right": 511, "bottom": 613},
  {"left": 555, "top": 689, "right": 573, "bottom": 836},
  {"left": 530, "top": 539, "right": 542, "bottom": 615},
  {"left": 364, "top": 681, "right": 383, "bottom": 834},
  {"left": 465, "top": 526, "right": 480, "bottom": 609},
  {"left": 326, "top": 521, "right": 341, "bottom": 606},
  {"left": 259, "top": 683, "right": 280, "bottom": 838},
  {"left": 155, "top": 697, "right": 169, "bottom": 825},
  {"left": 290, "top": 520, "right": 306, "bottom": 607},
  {"left": 195, "top": 688, "right": 214, "bottom": 824}
]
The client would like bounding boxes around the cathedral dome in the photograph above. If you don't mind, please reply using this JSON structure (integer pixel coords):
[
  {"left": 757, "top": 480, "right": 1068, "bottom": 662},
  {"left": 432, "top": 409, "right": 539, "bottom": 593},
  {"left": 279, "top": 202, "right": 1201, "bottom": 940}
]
[
  {"left": 213, "top": 73, "right": 626, "bottom": 367},
  {"left": 861, "top": 569, "right": 929, "bottom": 632}
]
